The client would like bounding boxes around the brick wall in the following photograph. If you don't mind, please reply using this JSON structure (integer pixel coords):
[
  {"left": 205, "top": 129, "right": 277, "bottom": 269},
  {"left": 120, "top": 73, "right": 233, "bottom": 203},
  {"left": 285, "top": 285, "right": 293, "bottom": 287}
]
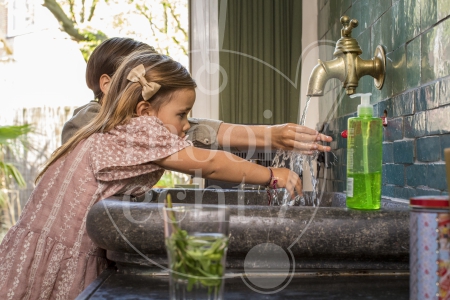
[{"left": 316, "top": 0, "right": 450, "bottom": 199}]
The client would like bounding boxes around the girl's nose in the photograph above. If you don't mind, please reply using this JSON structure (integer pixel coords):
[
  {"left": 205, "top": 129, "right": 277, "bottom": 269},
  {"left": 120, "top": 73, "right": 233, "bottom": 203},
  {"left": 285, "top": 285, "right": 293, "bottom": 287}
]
[{"left": 183, "top": 120, "right": 191, "bottom": 132}]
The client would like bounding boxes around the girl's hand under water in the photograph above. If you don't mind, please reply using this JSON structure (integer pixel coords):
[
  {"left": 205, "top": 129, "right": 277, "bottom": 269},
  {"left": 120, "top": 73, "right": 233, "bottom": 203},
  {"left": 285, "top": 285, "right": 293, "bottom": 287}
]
[{"left": 271, "top": 168, "right": 302, "bottom": 199}]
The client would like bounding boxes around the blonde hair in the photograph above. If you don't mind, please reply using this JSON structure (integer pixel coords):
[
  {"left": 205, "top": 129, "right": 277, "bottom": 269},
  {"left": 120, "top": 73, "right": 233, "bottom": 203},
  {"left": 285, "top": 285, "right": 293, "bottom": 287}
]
[{"left": 36, "top": 50, "right": 196, "bottom": 182}]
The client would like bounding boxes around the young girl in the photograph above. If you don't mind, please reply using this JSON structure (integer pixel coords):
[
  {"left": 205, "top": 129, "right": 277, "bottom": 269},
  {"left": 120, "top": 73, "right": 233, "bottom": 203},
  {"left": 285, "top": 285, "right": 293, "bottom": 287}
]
[
  {"left": 0, "top": 50, "right": 303, "bottom": 299},
  {"left": 61, "top": 37, "right": 156, "bottom": 143}
]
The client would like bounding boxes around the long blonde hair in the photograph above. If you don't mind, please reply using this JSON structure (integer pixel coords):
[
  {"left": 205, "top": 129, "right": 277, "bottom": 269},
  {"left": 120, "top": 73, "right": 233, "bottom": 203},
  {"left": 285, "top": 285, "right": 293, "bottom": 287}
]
[{"left": 36, "top": 50, "right": 196, "bottom": 182}]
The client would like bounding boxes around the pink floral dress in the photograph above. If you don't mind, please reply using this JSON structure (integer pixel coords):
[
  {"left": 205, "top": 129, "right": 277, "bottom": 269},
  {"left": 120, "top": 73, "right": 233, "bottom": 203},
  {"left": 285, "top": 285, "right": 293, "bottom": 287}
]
[{"left": 0, "top": 116, "right": 191, "bottom": 299}]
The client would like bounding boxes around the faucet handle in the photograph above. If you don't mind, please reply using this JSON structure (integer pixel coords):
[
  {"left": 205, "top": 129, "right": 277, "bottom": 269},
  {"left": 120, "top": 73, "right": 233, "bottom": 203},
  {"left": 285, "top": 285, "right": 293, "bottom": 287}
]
[{"left": 340, "top": 15, "right": 358, "bottom": 37}]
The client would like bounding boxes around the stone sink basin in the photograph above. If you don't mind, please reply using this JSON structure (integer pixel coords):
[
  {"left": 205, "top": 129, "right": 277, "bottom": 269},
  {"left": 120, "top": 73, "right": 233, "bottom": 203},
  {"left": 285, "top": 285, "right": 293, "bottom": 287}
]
[{"left": 86, "top": 189, "right": 409, "bottom": 273}]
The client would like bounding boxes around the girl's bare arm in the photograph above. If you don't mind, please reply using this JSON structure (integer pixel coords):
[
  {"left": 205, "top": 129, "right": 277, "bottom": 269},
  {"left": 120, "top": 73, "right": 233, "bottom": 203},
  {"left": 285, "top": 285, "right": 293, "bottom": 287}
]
[{"left": 155, "top": 146, "right": 302, "bottom": 197}]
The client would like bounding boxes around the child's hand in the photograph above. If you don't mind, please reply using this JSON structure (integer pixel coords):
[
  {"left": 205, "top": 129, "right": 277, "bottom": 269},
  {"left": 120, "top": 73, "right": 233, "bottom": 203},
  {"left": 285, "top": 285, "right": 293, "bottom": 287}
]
[
  {"left": 270, "top": 123, "right": 332, "bottom": 152},
  {"left": 270, "top": 168, "right": 302, "bottom": 199}
]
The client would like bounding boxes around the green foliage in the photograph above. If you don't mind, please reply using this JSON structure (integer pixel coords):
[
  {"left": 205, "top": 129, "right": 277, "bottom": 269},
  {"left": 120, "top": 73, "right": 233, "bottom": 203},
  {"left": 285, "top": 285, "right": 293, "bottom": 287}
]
[
  {"left": 44, "top": 0, "right": 188, "bottom": 59},
  {"left": 156, "top": 170, "right": 189, "bottom": 188},
  {"left": 165, "top": 196, "right": 228, "bottom": 294},
  {"left": 0, "top": 124, "right": 32, "bottom": 209},
  {"left": 79, "top": 29, "right": 108, "bottom": 61},
  {"left": 0, "top": 190, "right": 6, "bottom": 210},
  {"left": 43, "top": 0, "right": 109, "bottom": 60},
  {"left": 0, "top": 162, "right": 26, "bottom": 188},
  {"left": 166, "top": 230, "right": 227, "bottom": 293},
  {"left": 124, "top": 0, "right": 188, "bottom": 56},
  {"left": 156, "top": 171, "right": 175, "bottom": 188},
  {"left": 0, "top": 125, "right": 31, "bottom": 188},
  {"left": 0, "top": 125, "right": 32, "bottom": 146}
]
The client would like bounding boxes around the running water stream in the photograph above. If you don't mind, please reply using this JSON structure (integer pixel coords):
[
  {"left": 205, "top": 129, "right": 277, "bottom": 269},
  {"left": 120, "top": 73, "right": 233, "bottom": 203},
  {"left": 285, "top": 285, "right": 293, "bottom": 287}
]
[{"left": 271, "top": 96, "right": 320, "bottom": 206}]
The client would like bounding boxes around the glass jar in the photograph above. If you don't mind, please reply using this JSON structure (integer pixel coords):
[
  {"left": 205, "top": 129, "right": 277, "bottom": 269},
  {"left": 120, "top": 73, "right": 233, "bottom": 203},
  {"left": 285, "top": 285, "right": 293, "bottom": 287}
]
[{"left": 410, "top": 195, "right": 450, "bottom": 300}]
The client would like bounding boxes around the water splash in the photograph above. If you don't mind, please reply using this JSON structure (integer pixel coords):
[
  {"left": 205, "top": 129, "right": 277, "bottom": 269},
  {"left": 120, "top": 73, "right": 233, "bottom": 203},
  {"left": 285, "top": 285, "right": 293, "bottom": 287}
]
[{"left": 270, "top": 96, "right": 320, "bottom": 207}]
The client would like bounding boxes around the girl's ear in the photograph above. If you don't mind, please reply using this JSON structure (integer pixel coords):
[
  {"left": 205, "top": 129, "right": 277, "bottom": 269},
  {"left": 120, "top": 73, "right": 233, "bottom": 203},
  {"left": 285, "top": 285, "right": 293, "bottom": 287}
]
[
  {"left": 99, "top": 74, "right": 111, "bottom": 95},
  {"left": 136, "top": 101, "right": 155, "bottom": 117}
]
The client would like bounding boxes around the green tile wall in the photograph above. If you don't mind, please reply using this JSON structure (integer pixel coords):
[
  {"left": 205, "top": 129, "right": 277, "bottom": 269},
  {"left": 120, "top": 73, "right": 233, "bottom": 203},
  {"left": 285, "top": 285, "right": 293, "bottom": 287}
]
[{"left": 317, "top": 0, "right": 450, "bottom": 199}]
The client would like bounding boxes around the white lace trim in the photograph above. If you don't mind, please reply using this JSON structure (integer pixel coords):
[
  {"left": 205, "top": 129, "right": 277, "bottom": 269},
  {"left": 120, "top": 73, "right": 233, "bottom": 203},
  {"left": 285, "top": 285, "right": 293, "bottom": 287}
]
[
  {"left": 23, "top": 139, "right": 93, "bottom": 300},
  {"left": 6, "top": 230, "right": 33, "bottom": 300},
  {"left": 0, "top": 228, "right": 25, "bottom": 290},
  {"left": 39, "top": 242, "right": 65, "bottom": 299},
  {"left": 55, "top": 183, "right": 103, "bottom": 299},
  {"left": 27, "top": 160, "right": 64, "bottom": 230}
]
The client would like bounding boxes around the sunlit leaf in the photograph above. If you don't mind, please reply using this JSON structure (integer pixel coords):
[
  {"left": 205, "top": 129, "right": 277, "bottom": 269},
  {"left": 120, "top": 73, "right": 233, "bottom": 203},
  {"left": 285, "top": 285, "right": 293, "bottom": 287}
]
[
  {"left": 0, "top": 124, "right": 32, "bottom": 192},
  {"left": 6, "top": 164, "right": 26, "bottom": 188},
  {"left": 0, "top": 125, "right": 32, "bottom": 145}
]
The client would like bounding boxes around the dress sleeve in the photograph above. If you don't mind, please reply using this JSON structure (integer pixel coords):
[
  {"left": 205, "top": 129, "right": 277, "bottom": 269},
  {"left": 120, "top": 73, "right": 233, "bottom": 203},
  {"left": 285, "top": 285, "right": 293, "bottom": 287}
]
[
  {"left": 90, "top": 116, "right": 192, "bottom": 181},
  {"left": 186, "top": 118, "right": 223, "bottom": 149}
]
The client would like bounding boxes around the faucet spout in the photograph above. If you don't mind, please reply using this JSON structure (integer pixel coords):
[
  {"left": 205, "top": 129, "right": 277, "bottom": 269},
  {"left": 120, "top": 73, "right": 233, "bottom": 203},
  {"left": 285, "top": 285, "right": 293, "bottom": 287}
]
[{"left": 307, "top": 57, "right": 346, "bottom": 96}]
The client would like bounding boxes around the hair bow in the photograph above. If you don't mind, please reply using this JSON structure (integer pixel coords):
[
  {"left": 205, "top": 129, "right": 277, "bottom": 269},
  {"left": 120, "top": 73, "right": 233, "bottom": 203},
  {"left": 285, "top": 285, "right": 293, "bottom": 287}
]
[{"left": 127, "top": 64, "right": 161, "bottom": 100}]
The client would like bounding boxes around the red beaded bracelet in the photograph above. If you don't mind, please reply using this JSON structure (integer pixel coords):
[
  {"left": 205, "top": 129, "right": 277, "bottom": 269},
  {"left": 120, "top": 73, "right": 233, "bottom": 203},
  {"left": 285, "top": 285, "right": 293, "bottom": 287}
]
[
  {"left": 265, "top": 167, "right": 279, "bottom": 205},
  {"left": 265, "top": 167, "right": 273, "bottom": 188}
]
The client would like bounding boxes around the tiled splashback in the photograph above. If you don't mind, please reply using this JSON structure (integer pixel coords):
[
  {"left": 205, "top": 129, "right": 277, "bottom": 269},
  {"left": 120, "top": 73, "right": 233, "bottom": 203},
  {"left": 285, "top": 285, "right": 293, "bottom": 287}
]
[{"left": 316, "top": 0, "right": 450, "bottom": 199}]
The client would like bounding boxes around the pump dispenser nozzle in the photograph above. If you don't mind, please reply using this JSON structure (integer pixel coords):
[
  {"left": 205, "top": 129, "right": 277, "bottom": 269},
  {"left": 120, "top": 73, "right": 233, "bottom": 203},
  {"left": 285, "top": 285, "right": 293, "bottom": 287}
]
[{"left": 350, "top": 93, "right": 373, "bottom": 116}]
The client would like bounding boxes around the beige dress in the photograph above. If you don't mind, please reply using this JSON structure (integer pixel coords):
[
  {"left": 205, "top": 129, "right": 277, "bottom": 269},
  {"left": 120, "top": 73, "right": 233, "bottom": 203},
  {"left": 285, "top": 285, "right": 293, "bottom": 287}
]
[{"left": 0, "top": 116, "right": 191, "bottom": 300}]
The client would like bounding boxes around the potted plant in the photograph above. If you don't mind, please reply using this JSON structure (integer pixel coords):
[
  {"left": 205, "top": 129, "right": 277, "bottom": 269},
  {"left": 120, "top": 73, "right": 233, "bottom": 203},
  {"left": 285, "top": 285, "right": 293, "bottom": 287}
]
[{"left": 0, "top": 124, "right": 32, "bottom": 232}]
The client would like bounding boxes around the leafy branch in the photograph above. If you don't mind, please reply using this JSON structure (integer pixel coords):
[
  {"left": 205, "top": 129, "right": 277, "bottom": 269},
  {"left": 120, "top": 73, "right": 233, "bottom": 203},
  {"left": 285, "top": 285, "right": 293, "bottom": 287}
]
[
  {"left": 130, "top": 0, "right": 188, "bottom": 56},
  {"left": 42, "top": 0, "right": 108, "bottom": 60}
]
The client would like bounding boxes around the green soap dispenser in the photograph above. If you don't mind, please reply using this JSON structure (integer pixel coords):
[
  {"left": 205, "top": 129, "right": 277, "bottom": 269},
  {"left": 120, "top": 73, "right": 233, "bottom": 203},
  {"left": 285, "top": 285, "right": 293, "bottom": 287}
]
[{"left": 346, "top": 93, "right": 383, "bottom": 210}]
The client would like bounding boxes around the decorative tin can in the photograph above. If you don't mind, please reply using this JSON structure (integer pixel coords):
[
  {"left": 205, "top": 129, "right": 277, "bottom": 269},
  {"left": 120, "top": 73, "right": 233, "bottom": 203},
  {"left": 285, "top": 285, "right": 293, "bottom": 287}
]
[{"left": 410, "top": 196, "right": 450, "bottom": 300}]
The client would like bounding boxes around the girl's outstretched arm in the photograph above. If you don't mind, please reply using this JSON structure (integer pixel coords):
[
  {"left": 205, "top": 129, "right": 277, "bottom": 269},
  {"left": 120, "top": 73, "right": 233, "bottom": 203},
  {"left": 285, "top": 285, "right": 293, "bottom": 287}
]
[
  {"left": 216, "top": 123, "right": 332, "bottom": 153},
  {"left": 155, "top": 146, "right": 302, "bottom": 198}
]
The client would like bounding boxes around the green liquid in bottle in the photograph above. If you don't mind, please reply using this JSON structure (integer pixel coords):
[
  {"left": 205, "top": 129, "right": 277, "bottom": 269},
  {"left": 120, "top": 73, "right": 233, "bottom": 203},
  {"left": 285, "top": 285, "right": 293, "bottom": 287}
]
[{"left": 346, "top": 171, "right": 382, "bottom": 209}]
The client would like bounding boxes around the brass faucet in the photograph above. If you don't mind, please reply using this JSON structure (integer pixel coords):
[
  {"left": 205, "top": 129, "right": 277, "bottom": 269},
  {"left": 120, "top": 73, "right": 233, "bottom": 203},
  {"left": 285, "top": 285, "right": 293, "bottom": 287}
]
[{"left": 307, "top": 16, "right": 386, "bottom": 96}]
